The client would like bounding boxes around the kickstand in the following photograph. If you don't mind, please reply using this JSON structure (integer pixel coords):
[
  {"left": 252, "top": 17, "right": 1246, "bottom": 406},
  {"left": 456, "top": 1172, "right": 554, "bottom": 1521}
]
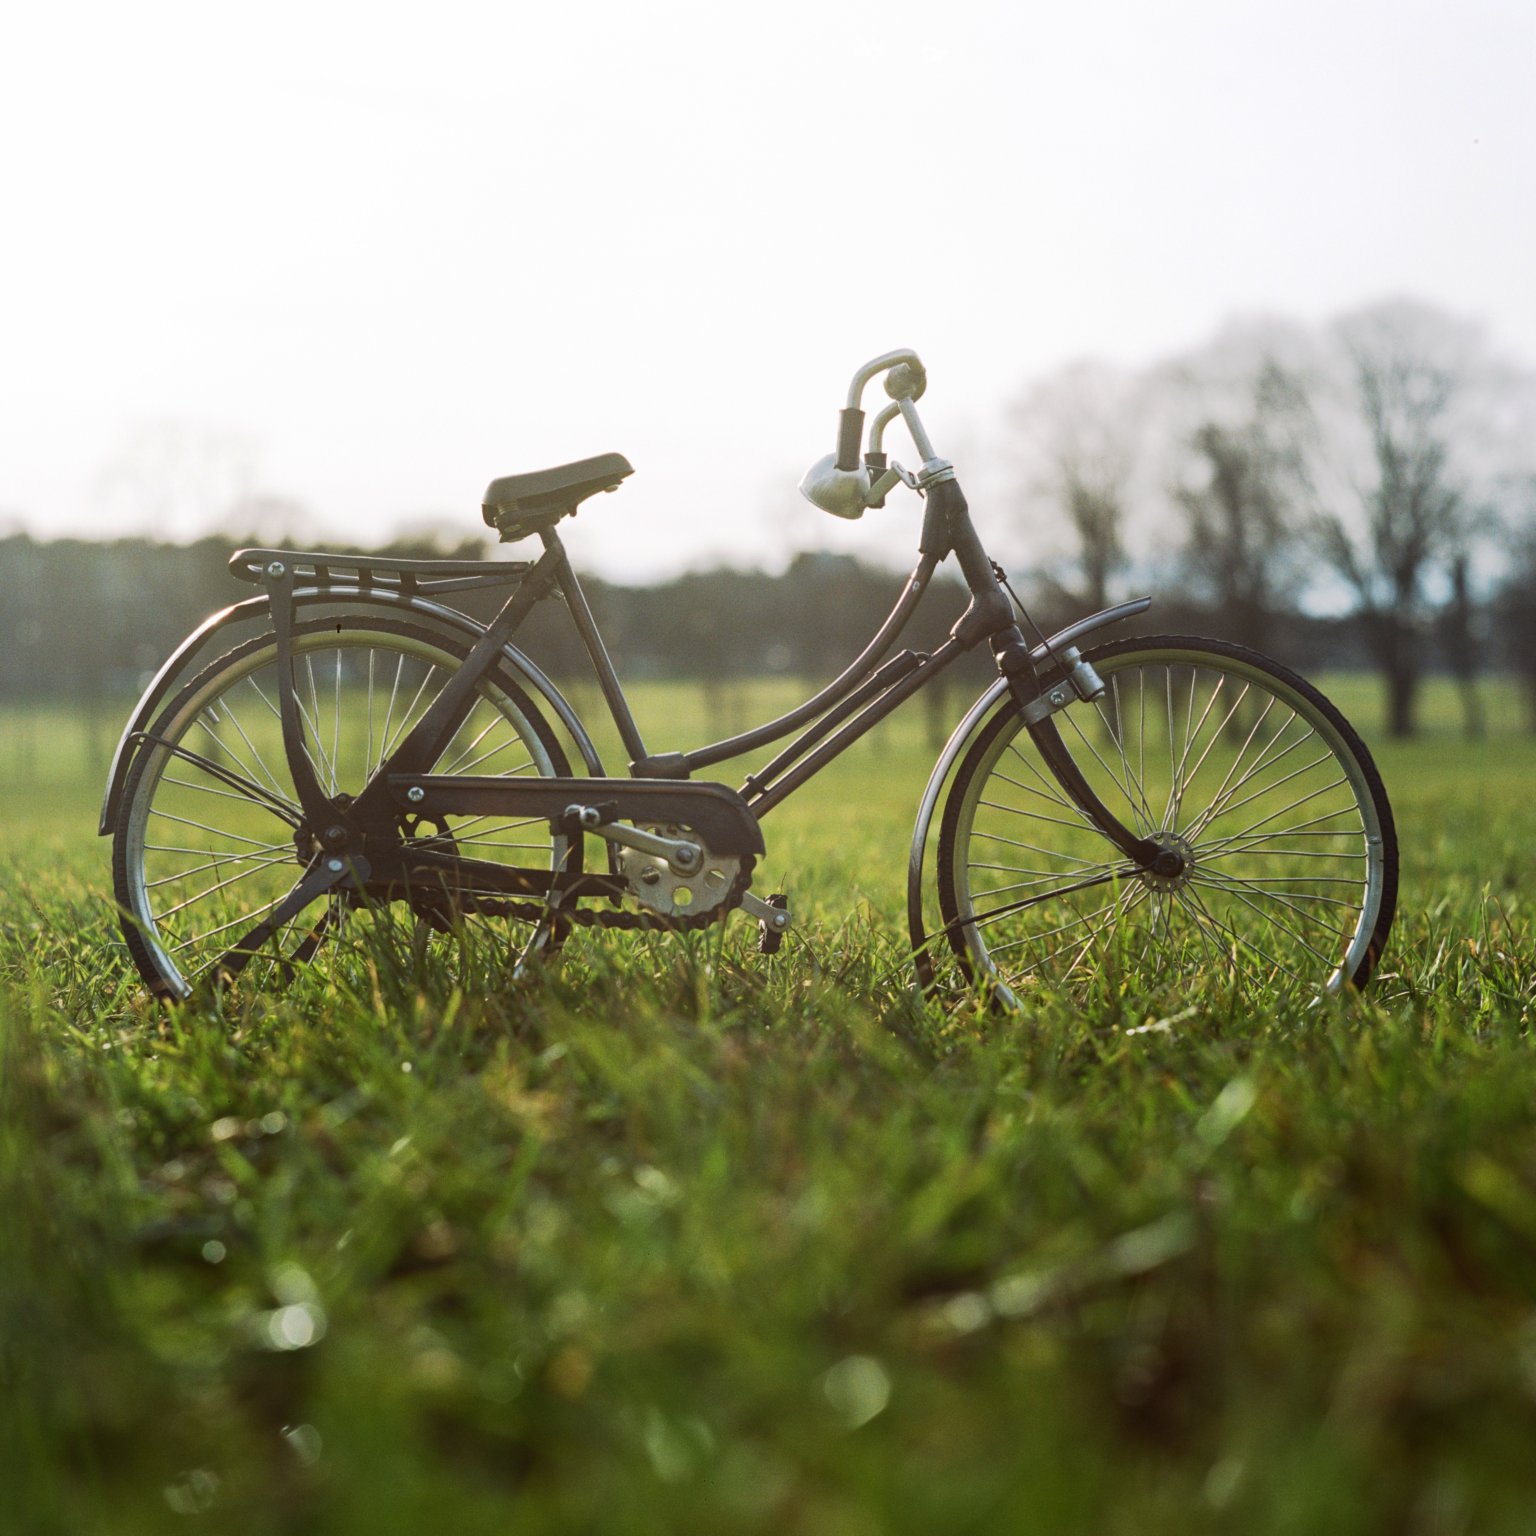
[{"left": 511, "top": 838, "right": 578, "bottom": 981}]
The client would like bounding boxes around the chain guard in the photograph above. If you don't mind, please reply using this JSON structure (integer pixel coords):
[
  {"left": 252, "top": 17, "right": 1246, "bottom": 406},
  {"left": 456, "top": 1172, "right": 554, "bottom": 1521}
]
[{"left": 390, "top": 838, "right": 755, "bottom": 936}]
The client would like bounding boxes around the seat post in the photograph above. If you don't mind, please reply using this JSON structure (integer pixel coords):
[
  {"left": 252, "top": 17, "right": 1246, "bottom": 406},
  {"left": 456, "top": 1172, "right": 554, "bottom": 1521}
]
[{"left": 542, "top": 529, "right": 650, "bottom": 766}]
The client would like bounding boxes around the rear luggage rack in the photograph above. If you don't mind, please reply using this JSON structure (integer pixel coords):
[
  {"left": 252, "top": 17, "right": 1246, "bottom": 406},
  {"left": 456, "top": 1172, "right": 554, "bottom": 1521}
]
[{"left": 228, "top": 546, "right": 533, "bottom": 597}]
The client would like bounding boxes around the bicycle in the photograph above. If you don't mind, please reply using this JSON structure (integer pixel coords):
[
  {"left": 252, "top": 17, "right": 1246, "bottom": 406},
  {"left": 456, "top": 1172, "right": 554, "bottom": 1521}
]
[{"left": 102, "top": 350, "right": 1398, "bottom": 1006}]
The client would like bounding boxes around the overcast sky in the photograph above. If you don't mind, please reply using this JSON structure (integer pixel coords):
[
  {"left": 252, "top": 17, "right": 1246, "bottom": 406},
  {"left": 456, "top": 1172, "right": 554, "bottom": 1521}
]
[{"left": 2, "top": 0, "right": 1531, "bottom": 579}]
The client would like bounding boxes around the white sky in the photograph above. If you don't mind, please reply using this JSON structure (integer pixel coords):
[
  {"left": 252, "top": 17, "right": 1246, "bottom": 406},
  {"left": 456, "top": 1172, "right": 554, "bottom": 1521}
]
[{"left": 2, "top": 0, "right": 1532, "bottom": 579}]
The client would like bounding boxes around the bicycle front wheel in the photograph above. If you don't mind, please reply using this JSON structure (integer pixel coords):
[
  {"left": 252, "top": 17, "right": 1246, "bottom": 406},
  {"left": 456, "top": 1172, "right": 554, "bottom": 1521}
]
[
  {"left": 113, "top": 617, "right": 576, "bottom": 999},
  {"left": 937, "top": 636, "right": 1397, "bottom": 1006}
]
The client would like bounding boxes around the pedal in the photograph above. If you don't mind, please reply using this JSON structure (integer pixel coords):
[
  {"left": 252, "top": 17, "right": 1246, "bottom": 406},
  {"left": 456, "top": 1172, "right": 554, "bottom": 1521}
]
[{"left": 742, "top": 892, "right": 790, "bottom": 954}]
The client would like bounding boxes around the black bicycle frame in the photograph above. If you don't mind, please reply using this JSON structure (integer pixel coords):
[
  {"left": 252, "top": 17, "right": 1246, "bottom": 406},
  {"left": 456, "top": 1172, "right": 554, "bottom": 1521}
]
[
  {"left": 253, "top": 475, "right": 1162, "bottom": 871},
  {"left": 504, "top": 530, "right": 960, "bottom": 817}
]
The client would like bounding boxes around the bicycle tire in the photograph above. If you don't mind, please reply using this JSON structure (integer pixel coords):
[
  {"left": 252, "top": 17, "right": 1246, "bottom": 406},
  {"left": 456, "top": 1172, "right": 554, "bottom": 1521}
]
[
  {"left": 113, "top": 616, "right": 577, "bottom": 999},
  {"left": 936, "top": 635, "right": 1397, "bottom": 1005}
]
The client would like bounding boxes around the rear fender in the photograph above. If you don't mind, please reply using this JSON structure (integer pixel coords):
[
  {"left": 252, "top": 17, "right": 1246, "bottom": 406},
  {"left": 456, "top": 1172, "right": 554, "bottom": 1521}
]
[{"left": 98, "top": 588, "right": 604, "bottom": 834}]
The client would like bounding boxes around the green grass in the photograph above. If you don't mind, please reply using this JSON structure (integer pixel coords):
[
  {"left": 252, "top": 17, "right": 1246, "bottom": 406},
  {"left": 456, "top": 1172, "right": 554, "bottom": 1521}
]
[{"left": 3, "top": 674, "right": 1536, "bottom": 1534}]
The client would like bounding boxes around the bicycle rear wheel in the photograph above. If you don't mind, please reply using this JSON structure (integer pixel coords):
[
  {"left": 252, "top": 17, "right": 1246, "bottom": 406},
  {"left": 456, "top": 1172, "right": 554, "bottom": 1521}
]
[
  {"left": 113, "top": 617, "right": 576, "bottom": 999},
  {"left": 937, "top": 636, "right": 1397, "bottom": 1006}
]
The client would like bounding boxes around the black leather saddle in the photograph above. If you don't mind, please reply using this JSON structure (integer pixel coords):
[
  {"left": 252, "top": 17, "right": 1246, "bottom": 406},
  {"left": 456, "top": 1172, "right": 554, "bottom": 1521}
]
[{"left": 481, "top": 452, "right": 634, "bottom": 541}]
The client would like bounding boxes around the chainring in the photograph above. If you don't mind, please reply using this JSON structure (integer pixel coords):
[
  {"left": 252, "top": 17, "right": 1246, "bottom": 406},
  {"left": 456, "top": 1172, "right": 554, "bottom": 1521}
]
[{"left": 616, "top": 823, "right": 745, "bottom": 921}]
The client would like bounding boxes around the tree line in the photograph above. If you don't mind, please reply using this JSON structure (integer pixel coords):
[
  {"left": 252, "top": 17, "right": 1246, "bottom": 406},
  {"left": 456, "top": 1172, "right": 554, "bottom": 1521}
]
[
  {"left": 4, "top": 298, "right": 1535, "bottom": 737},
  {"left": 0, "top": 527, "right": 1521, "bottom": 732}
]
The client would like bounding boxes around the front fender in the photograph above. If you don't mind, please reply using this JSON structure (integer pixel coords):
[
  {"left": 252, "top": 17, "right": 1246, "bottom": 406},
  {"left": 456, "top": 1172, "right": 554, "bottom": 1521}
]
[
  {"left": 905, "top": 595, "right": 1152, "bottom": 988},
  {"left": 98, "top": 588, "right": 605, "bottom": 834}
]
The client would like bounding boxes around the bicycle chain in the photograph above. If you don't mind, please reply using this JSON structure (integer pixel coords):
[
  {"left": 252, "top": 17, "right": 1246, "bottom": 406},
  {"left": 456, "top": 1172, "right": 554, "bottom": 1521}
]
[{"left": 427, "top": 853, "right": 757, "bottom": 935}]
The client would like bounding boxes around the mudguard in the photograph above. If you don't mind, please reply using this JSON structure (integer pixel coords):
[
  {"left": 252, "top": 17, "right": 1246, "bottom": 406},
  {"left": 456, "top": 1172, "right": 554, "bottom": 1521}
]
[
  {"left": 98, "top": 588, "right": 605, "bottom": 834},
  {"left": 905, "top": 596, "right": 1152, "bottom": 986}
]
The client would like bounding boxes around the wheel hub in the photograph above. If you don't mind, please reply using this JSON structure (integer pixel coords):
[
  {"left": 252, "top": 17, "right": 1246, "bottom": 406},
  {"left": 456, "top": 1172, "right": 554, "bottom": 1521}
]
[{"left": 1139, "top": 829, "right": 1196, "bottom": 892}]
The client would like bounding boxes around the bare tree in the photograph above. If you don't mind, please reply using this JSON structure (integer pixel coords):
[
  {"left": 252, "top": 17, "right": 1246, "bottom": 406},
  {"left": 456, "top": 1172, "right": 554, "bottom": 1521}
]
[
  {"left": 1010, "top": 361, "right": 1138, "bottom": 613},
  {"left": 1314, "top": 306, "right": 1478, "bottom": 738},
  {"left": 1172, "top": 360, "right": 1311, "bottom": 653},
  {"left": 1436, "top": 552, "right": 1485, "bottom": 738},
  {"left": 1495, "top": 489, "right": 1536, "bottom": 732}
]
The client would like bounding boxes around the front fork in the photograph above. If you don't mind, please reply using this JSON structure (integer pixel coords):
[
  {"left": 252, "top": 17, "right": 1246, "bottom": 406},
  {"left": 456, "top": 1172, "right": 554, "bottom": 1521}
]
[
  {"left": 990, "top": 625, "right": 1182, "bottom": 879},
  {"left": 925, "top": 472, "right": 1178, "bottom": 882}
]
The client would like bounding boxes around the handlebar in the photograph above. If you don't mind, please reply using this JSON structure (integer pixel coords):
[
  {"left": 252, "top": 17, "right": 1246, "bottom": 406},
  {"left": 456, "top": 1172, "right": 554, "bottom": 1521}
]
[
  {"left": 843, "top": 349, "right": 925, "bottom": 409},
  {"left": 834, "top": 350, "right": 928, "bottom": 469},
  {"left": 799, "top": 351, "right": 1014, "bottom": 640},
  {"left": 802, "top": 351, "right": 946, "bottom": 517}
]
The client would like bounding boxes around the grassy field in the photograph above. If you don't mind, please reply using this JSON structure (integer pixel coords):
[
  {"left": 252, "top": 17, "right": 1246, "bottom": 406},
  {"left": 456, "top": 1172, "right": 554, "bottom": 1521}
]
[{"left": 3, "top": 671, "right": 1536, "bottom": 1534}]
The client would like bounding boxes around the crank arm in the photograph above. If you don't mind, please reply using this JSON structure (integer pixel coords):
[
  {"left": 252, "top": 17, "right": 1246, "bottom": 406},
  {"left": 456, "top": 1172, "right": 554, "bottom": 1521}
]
[
  {"left": 739, "top": 890, "right": 791, "bottom": 936},
  {"left": 563, "top": 804, "right": 703, "bottom": 874}
]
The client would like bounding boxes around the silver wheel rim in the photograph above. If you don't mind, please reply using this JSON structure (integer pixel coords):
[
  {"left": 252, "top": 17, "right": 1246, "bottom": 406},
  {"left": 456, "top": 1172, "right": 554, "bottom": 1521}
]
[
  {"left": 950, "top": 646, "right": 1387, "bottom": 1005},
  {"left": 120, "top": 627, "right": 563, "bottom": 998}
]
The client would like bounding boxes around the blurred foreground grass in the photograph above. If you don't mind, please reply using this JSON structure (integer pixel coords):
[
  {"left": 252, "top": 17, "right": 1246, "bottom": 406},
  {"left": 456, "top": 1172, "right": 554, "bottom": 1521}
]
[{"left": 3, "top": 675, "right": 1536, "bottom": 1534}]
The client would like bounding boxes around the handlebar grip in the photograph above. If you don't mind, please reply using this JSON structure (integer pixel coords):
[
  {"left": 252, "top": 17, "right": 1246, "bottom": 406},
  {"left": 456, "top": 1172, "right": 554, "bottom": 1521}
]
[{"left": 836, "top": 408, "right": 865, "bottom": 472}]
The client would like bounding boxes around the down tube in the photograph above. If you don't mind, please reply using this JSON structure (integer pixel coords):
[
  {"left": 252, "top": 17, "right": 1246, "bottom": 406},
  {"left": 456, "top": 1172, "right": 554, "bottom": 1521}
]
[{"left": 746, "top": 641, "right": 967, "bottom": 818}]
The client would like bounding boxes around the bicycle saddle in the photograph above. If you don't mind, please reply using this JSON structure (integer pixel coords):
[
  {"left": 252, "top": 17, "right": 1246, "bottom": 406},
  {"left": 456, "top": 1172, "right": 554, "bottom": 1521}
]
[{"left": 482, "top": 452, "right": 634, "bottom": 541}]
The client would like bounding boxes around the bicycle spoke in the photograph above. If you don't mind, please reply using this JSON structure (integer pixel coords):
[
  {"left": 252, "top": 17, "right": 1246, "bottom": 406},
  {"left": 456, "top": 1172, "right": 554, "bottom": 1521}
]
[
  {"left": 243, "top": 674, "right": 335, "bottom": 802},
  {"left": 943, "top": 640, "right": 1391, "bottom": 1004},
  {"left": 1102, "top": 673, "right": 1158, "bottom": 831},
  {"left": 1197, "top": 776, "right": 1354, "bottom": 850},
  {"left": 1171, "top": 887, "right": 1229, "bottom": 972},
  {"left": 163, "top": 773, "right": 300, "bottom": 819},
  {"left": 961, "top": 867, "right": 1135, "bottom": 929},
  {"left": 1057, "top": 704, "right": 1152, "bottom": 834},
  {"left": 1181, "top": 884, "right": 1307, "bottom": 986},
  {"left": 987, "top": 888, "right": 1134, "bottom": 959},
  {"left": 1193, "top": 869, "right": 1363, "bottom": 914},
  {"left": 379, "top": 665, "right": 437, "bottom": 768},
  {"left": 198, "top": 697, "right": 296, "bottom": 808},
  {"left": 1062, "top": 885, "right": 1155, "bottom": 984},
  {"left": 961, "top": 861, "right": 1139, "bottom": 902},
  {"left": 145, "top": 846, "right": 294, "bottom": 887},
  {"left": 301, "top": 654, "right": 340, "bottom": 795},
  {"left": 1185, "top": 724, "right": 1320, "bottom": 838},
  {"left": 148, "top": 808, "right": 293, "bottom": 849},
  {"left": 1177, "top": 691, "right": 1277, "bottom": 835},
  {"left": 1165, "top": 671, "right": 1228, "bottom": 827},
  {"left": 969, "top": 828, "right": 1116, "bottom": 867},
  {"left": 374, "top": 651, "right": 407, "bottom": 776},
  {"left": 979, "top": 797, "right": 1114, "bottom": 835},
  {"left": 1195, "top": 879, "right": 1344, "bottom": 969},
  {"left": 999, "top": 885, "right": 1149, "bottom": 984},
  {"left": 1173, "top": 678, "right": 1257, "bottom": 817},
  {"left": 1198, "top": 804, "right": 1366, "bottom": 853},
  {"left": 154, "top": 856, "right": 302, "bottom": 922},
  {"left": 1001, "top": 744, "right": 1101, "bottom": 827}
]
